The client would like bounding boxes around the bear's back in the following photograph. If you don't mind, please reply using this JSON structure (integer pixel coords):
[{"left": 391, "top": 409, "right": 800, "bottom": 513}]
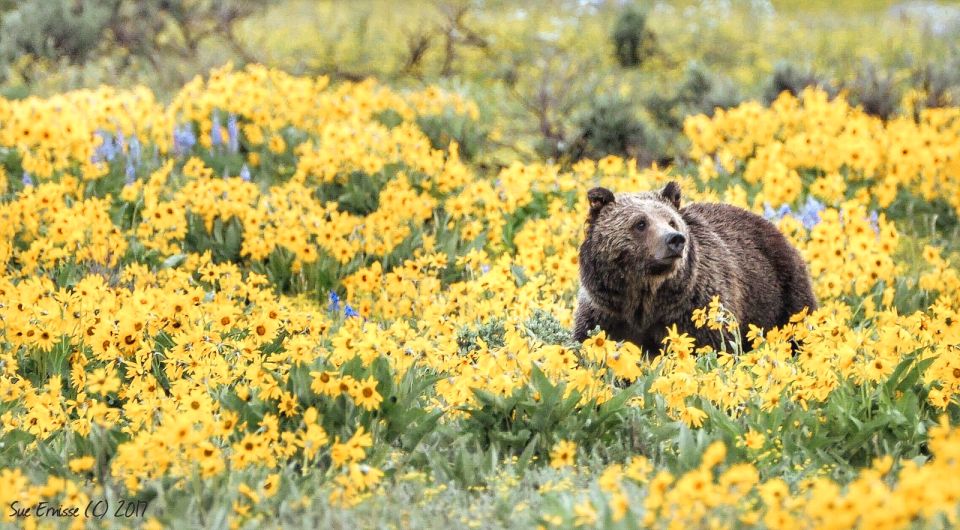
[{"left": 680, "top": 202, "right": 816, "bottom": 331}]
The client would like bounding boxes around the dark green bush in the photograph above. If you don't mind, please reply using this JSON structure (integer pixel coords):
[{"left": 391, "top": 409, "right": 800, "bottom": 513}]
[
  {"left": 524, "top": 309, "right": 575, "bottom": 347},
  {"left": 0, "top": 0, "right": 265, "bottom": 85},
  {"left": 646, "top": 62, "right": 741, "bottom": 131},
  {"left": 764, "top": 62, "right": 833, "bottom": 103},
  {"left": 458, "top": 366, "right": 642, "bottom": 464},
  {"left": 913, "top": 57, "right": 960, "bottom": 111},
  {"left": 612, "top": 8, "right": 657, "bottom": 68},
  {"left": 567, "top": 96, "right": 662, "bottom": 163},
  {"left": 457, "top": 318, "right": 507, "bottom": 355},
  {"left": 416, "top": 110, "right": 488, "bottom": 162},
  {"left": 0, "top": 0, "right": 112, "bottom": 66},
  {"left": 846, "top": 61, "right": 900, "bottom": 120}
]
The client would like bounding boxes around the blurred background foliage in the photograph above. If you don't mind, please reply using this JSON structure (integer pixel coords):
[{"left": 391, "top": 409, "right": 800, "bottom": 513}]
[{"left": 3, "top": 0, "right": 960, "bottom": 166}]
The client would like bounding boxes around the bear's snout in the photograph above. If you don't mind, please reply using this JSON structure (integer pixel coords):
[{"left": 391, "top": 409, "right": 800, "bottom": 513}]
[{"left": 664, "top": 232, "right": 686, "bottom": 257}]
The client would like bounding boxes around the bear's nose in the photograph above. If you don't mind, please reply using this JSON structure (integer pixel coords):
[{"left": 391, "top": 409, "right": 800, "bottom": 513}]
[{"left": 665, "top": 232, "right": 686, "bottom": 255}]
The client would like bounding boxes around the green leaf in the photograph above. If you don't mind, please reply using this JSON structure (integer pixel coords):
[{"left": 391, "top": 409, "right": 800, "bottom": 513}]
[
  {"left": 400, "top": 410, "right": 443, "bottom": 451},
  {"left": 677, "top": 424, "right": 699, "bottom": 470},
  {"left": 597, "top": 384, "right": 639, "bottom": 423},
  {"left": 517, "top": 433, "right": 540, "bottom": 470},
  {"left": 842, "top": 416, "right": 890, "bottom": 454}
]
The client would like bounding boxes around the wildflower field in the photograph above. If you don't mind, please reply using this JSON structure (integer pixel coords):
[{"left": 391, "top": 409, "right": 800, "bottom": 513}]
[
  {"left": 1, "top": 62, "right": 960, "bottom": 529},
  {"left": 3, "top": 2, "right": 960, "bottom": 529}
]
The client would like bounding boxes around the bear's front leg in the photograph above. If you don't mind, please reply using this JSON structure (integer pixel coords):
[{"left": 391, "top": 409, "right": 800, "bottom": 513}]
[{"left": 573, "top": 292, "right": 633, "bottom": 343}]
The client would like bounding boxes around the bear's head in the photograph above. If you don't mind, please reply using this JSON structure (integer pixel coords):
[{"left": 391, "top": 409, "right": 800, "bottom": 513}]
[{"left": 580, "top": 182, "right": 688, "bottom": 308}]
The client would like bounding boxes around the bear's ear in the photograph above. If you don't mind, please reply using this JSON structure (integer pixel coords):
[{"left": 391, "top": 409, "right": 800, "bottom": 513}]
[
  {"left": 587, "top": 187, "right": 615, "bottom": 222},
  {"left": 660, "top": 181, "right": 681, "bottom": 209}
]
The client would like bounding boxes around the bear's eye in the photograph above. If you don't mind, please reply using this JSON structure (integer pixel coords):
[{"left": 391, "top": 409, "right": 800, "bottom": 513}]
[
  {"left": 634, "top": 219, "right": 647, "bottom": 232},
  {"left": 669, "top": 219, "right": 678, "bottom": 230}
]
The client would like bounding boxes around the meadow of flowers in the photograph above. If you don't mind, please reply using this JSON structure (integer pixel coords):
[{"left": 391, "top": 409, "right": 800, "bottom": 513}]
[{"left": 1, "top": 63, "right": 960, "bottom": 528}]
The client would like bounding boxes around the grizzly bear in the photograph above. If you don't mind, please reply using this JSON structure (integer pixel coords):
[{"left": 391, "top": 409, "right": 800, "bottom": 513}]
[{"left": 573, "top": 182, "right": 816, "bottom": 354}]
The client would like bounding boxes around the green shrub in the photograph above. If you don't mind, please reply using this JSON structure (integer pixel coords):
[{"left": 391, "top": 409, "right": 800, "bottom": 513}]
[
  {"left": 612, "top": 7, "right": 657, "bottom": 68},
  {"left": 764, "top": 61, "right": 833, "bottom": 103},
  {"left": 0, "top": 0, "right": 265, "bottom": 87},
  {"left": 457, "top": 318, "right": 507, "bottom": 355},
  {"left": 0, "top": 0, "right": 112, "bottom": 67},
  {"left": 458, "top": 366, "right": 641, "bottom": 466},
  {"left": 846, "top": 61, "right": 900, "bottom": 120},
  {"left": 524, "top": 309, "right": 575, "bottom": 347},
  {"left": 0, "top": 84, "right": 27, "bottom": 100},
  {"left": 567, "top": 96, "right": 662, "bottom": 163},
  {"left": 646, "top": 62, "right": 741, "bottom": 131},
  {"left": 913, "top": 57, "right": 960, "bottom": 111},
  {"left": 416, "top": 110, "right": 488, "bottom": 162}
]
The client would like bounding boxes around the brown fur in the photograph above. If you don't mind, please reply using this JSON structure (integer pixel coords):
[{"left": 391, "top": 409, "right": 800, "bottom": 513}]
[{"left": 573, "top": 182, "right": 817, "bottom": 354}]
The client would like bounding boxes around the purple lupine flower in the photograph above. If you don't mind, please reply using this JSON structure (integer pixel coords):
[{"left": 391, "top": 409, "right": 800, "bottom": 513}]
[
  {"left": 799, "top": 196, "right": 825, "bottom": 230},
  {"left": 763, "top": 203, "right": 793, "bottom": 222},
  {"left": 239, "top": 164, "right": 251, "bottom": 182},
  {"left": 328, "top": 291, "right": 340, "bottom": 312},
  {"left": 125, "top": 160, "right": 136, "bottom": 185},
  {"left": 92, "top": 130, "right": 118, "bottom": 163},
  {"left": 21, "top": 172, "right": 33, "bottom": 187},
  {"left": 210, "top": 112, "right": 223, "bottom": 147},
  {"left": 128, "top": 135, "right": 142, "bottom": 165},
  {"left": 800, "top": 211, "right": 820, "bottom": 230},
  {"left": 763, "top": 203, "right": 776, "bottom": 220},
  {"left": 173, "top": 124, "right": 196, "bottom": 156},
  {"left": 344, "top": 305, "right": 359, "bottom": 318},
  {"left": 869, "top": 210, "right": 880, "bottom": 235},
  {"left": 480, "top": 264, "right": 490, "bottom": 274},
  {"left": 714, "top": 155, "right": 725, "bottom": 175},
  {"left": 116, "top": 130, "right": 126, "bottom": 153},
  {"left": 227, "top": 114, "right": 240, "bottom": 153}
]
